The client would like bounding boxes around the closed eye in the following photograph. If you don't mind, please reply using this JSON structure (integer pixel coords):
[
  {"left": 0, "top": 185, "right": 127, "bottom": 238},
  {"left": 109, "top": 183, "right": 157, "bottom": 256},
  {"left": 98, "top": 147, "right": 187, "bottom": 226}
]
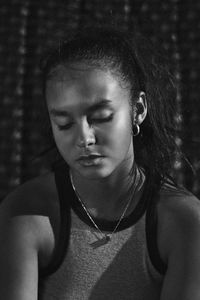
[
  {"left": 56, "top": 111, "right": 114, "bottom": 131},
  {"left": 57, "top": 123, "right": 73, "bottom": 130},
  {"left": 89, "top": 110, "right": 114, "bottom": 123},
  {"left": 90, "top": 114, "right": 113, "bottom": 123}
]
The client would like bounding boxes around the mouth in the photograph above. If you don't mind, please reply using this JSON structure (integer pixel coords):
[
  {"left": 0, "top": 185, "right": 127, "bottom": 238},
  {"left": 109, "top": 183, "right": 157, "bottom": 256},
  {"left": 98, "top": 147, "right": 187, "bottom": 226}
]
[{"left": 77, "top": 154, "right": 104, "bottom": 166}]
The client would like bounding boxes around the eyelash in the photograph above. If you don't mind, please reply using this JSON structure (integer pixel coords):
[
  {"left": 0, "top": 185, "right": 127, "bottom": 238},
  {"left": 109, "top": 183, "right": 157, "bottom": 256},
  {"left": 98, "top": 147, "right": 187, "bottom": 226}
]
[
  {"left": 57, "top": 114, "right": 113, "bottom": 131},
  {"left": 57, "top": 123, "right": 73, "bottom": 130}
]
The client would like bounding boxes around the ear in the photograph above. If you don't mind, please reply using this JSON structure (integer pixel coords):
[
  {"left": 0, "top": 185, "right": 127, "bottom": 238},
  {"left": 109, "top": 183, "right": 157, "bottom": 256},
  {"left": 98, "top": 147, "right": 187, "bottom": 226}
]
[{"left": 133, "top": 91, "right": 147, "bottom": 125}]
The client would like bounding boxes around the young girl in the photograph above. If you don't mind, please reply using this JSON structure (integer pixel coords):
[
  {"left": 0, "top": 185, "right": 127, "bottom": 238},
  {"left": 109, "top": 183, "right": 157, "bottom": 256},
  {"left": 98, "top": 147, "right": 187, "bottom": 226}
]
[{"left": 0, "top": 26, "right": 200, "bottom": 300}]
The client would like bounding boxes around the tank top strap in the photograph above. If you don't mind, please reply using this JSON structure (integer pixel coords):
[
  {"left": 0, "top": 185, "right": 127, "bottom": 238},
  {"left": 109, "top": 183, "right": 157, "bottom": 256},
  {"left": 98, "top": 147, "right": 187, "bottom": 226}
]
[
  {"left": 145, "top": 176, "right": 167, "bottom": 275},
  {"left": 39, "top": 161, "right": 71, "bottom": 278}
]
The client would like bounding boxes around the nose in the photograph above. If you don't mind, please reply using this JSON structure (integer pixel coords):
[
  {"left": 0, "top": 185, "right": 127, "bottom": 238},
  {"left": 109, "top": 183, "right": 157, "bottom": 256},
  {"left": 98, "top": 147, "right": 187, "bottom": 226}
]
[{"left": 76, "top": 118, "right": 96, "bottom": 148}]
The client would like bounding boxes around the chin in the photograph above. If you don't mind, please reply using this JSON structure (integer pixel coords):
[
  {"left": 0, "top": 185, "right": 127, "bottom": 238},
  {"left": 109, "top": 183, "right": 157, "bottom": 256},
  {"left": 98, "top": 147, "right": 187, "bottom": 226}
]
[{"left": 75, "top": 165, "right": 114, "bottom": 180}]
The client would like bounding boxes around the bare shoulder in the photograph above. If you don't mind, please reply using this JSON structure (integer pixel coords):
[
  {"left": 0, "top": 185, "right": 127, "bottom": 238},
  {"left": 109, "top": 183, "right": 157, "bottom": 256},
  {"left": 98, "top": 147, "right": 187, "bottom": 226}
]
[
  {"left": 158, "top": 182, "right": 200, "bottom": 228},
  {"left": 1, "top": 171, "right": 58, "bottom": 216},
  {"left": 158, "top": 182, "right": 200, "bottom": 220},
  {"left": 0, "top": 171, "right": 59, "bottom": 270},
  {"left": 156, "top": 182, "right": 200, "bottom": 264}
]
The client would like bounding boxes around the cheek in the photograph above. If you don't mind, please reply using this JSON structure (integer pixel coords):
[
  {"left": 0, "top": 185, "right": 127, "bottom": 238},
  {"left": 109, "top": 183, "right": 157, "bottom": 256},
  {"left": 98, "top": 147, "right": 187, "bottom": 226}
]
[
  {"left": 114, "top": 122, "right": 132, "bottom": 150},
  {"left": 101, "top": 112, "right": 132, "bottom": 151},
  {"left": 51, "top": 127, "right": 74, "bottom": 158}
]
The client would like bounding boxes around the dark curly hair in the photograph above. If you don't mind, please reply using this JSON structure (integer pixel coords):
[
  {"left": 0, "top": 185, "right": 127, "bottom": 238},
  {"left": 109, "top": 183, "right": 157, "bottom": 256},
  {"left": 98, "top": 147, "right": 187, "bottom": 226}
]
[{"left": 40, "top": 26, "right": 179, "bottom": 184}]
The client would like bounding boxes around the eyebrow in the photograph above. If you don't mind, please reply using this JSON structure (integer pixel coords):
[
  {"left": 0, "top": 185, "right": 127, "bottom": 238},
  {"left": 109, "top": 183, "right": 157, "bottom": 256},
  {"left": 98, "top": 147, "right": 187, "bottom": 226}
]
[{"left": 49, "top": 99, "right": 112, "bottom": 117}]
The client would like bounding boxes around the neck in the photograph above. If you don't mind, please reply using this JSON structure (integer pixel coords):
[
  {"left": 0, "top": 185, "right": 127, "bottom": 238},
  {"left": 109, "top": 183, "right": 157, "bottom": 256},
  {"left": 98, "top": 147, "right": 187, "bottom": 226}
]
[{"left": 70, "top": 163, "right": 144, "bottom": 220}]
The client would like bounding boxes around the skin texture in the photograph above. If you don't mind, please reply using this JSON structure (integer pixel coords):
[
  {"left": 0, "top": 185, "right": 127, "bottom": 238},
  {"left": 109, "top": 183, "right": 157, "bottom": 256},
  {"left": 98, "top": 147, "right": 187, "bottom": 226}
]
[
  {"left": 0, "top": 63, "right": 200, "bottom": 300},
  {"left": 157, "top": 190, "right": 200, "bottom": 300},
  {"left": 46, "top": 64, "right": 135, "bottom": 180},
  {"left": 46, "top": 64, "right": 147, "bottom": 216}
]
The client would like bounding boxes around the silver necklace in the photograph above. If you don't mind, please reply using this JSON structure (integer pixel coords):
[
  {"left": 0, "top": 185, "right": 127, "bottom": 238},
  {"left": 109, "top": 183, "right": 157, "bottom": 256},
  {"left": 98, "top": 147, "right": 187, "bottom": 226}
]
[{"left": 70, "top": 170, "right": 141, "bottom": 249}]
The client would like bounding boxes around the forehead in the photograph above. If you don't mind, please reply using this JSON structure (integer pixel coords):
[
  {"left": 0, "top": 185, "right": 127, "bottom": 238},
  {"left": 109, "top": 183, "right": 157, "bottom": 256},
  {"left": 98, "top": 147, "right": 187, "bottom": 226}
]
[{"left": 46, "top": 63, "right": 131, "bottom": 110}]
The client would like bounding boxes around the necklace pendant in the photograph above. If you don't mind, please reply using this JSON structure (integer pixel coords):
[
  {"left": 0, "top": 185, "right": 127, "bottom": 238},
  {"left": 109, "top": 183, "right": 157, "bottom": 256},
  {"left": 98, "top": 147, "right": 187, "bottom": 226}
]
[{"left": 90, "top": 235, "right": 111, "bottom": 249}]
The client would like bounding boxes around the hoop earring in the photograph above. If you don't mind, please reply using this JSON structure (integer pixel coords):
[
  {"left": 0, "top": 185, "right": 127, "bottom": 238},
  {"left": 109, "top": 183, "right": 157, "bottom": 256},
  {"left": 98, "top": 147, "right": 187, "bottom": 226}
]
[{"left": 132, "top": 124, "right": 140, "bottom": 136}]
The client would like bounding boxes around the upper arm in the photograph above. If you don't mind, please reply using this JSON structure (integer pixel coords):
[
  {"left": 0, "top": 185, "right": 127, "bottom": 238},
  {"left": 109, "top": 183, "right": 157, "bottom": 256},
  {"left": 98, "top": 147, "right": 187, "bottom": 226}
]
[
  {"left": 0, "top": 176, "right": 57, "bottom": 300},
  {"left": 0, "top": 215, "right": 39, "bottom": 300},
  {"left": 158, "top": 195, "right": 200, "bottom": 300}
]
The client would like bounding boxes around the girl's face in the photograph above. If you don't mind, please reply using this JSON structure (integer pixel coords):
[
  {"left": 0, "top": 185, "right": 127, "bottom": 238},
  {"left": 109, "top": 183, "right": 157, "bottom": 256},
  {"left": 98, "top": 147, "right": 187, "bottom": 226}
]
[{"left": 46, "top": 63, "right": 134, "bottom": 180}]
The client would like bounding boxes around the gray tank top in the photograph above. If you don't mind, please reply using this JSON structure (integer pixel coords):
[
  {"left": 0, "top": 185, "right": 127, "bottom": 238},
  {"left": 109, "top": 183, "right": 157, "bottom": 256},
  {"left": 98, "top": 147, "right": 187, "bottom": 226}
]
[{"left": 39, "top": 163, "right": 166, "bottom": 299}]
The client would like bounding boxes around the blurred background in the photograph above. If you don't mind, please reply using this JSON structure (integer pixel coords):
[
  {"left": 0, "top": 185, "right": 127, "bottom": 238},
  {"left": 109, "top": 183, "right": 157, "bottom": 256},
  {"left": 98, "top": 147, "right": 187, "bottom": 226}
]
[{"left": 0, "top": 0, "right": 200, "bottom": 200}]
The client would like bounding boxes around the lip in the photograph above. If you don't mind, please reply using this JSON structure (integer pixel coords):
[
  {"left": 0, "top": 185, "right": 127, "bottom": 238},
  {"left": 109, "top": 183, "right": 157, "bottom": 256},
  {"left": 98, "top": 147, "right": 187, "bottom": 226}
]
[
  {"left": 77, "top": 153, "right": 103, "bottom": 160},
  {"left": 77, "top": 154, "right": 104, "bottom": 166}
]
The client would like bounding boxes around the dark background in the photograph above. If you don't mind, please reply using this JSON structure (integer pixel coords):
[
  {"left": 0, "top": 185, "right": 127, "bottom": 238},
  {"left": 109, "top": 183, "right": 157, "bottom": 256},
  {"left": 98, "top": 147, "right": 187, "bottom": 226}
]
[{"left": 0, "top": 0, "right": 200, "bottom": 199}]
